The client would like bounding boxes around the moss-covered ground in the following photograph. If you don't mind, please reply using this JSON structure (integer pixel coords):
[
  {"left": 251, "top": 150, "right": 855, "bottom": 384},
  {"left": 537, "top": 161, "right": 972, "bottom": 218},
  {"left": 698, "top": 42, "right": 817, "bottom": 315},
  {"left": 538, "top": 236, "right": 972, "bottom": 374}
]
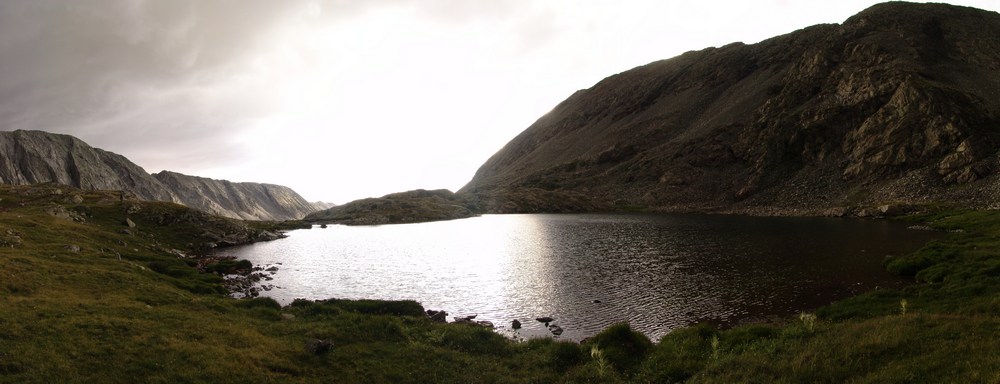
[{"left": 1, "top": 184, "right": 996, "bottom": 382}]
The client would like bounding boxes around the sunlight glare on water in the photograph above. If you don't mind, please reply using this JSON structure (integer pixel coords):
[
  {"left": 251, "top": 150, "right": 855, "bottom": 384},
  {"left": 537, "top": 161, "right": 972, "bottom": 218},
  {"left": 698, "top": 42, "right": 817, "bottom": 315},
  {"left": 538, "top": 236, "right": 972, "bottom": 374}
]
[{"left": 221, "top": 213, "right": 937, "bottom": 341}]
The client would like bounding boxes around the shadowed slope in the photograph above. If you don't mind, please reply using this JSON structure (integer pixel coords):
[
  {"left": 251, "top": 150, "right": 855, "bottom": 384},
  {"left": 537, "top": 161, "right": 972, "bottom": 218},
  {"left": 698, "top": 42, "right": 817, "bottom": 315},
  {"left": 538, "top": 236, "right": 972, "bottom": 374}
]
[{"left": 462, "top": 2, "right": 1000, "bottom": 215}]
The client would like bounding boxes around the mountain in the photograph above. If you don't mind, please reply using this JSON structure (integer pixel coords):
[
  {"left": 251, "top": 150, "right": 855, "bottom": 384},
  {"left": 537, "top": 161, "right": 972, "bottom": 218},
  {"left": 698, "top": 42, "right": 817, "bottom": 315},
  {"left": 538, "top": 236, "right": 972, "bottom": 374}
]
[
  {"left": 460, "top": 2, "right": 1000, "bottom": 216},
  {"left": 153, "top": 171, "right": 324, "bottom": 221},
  {"left": 0, "top": 130, "right": 176, "bottom": 201},
  {"left": 0, "top": 130, "right": 322, "bottom": 221}
]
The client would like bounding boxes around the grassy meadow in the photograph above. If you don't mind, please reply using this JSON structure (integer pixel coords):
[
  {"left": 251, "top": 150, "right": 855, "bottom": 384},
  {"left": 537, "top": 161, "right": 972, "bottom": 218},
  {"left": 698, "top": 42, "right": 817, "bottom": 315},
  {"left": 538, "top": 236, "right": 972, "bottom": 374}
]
[{"left": 0, "top": 184, "right": 996, "bottom": 383}]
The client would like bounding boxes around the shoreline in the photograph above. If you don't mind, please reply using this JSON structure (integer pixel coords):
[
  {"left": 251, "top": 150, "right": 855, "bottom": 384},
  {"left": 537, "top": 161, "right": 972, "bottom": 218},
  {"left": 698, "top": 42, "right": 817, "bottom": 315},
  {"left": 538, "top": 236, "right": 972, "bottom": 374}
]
[{"left": 225, "top": 213, "right": 934, "bottom": 343}]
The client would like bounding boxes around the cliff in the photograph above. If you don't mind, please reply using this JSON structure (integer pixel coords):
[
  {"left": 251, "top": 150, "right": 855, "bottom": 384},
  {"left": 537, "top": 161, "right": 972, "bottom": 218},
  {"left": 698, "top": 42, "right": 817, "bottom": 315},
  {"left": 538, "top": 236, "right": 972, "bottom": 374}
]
[
  {"left": 0, "top": 130, "right": 176, "bottom": 201},
  {"left": 0, "top": 130, "right": 322, "bottom": 221},
  {"left": 461, "top": 2, "right": 1000, "bottom": 215}
]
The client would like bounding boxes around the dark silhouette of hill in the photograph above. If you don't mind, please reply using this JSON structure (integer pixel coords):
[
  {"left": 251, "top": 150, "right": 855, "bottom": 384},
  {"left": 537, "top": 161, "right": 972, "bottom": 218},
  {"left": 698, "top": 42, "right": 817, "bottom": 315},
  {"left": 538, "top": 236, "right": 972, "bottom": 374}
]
[{"left": 460, "top": 2, "right": 1000, "bottom": 216}]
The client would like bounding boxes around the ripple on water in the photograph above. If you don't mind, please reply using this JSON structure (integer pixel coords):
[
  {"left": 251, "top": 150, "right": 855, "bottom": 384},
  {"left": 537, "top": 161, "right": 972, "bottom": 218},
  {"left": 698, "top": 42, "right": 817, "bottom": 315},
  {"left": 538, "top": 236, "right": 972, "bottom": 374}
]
[{"left": 221, "top": 213, "right": 938, "bottom": 342}]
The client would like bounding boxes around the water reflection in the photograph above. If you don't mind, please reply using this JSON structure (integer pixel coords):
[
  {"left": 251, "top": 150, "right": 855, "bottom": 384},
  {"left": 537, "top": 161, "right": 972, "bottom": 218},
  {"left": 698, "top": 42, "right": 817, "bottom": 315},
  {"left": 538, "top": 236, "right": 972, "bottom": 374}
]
[{"left": 221, "top": 213, "right": 937, "bottom": 341}]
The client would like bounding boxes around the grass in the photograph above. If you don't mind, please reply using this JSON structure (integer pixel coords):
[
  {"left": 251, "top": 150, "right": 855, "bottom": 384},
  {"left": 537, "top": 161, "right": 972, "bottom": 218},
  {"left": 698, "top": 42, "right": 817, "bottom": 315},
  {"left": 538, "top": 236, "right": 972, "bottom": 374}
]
[{"left": 1, "top": 184, "right": 997, "bottom": 382}]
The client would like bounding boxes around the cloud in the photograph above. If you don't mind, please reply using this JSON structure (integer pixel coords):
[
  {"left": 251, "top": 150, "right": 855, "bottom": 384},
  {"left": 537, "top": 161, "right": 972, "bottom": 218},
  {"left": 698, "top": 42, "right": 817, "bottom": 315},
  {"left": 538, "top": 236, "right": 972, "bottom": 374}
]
[
  {"left": 0, "top": 0, "right": 310, "bottom": 168},
  {"left": 0, "top": 0, "right": 537, "bottom": 177}
]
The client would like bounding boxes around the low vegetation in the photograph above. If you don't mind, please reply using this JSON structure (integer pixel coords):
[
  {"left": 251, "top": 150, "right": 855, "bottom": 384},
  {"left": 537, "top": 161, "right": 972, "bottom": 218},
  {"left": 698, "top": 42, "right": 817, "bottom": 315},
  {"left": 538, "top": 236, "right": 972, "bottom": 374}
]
[
  {"left": 304, "top": 189, "right": 476, "bottom": 225},
  {"left": 1, "top": 184, "right": 996, "bottom": 382}
]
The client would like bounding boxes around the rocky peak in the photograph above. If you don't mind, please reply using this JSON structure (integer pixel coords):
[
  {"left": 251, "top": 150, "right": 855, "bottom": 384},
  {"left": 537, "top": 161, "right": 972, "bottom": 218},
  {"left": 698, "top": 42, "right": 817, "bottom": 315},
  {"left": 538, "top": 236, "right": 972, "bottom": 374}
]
[
  {"left": 0, "top": 130, "right": 324, "bottom": 221},
  {"left": 0, "top": 130, "right": 176, "bottom": 201}
]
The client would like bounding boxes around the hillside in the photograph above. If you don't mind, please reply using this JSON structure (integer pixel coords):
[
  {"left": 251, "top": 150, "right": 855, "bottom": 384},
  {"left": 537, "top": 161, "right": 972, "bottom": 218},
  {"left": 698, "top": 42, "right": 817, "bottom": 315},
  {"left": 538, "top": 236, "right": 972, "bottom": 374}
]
[
  {"left": 154, "top": 171, "right": 325, "bottom": 221},
  {"left": 461, "top": 2, "right": 1000, "bottom": 216},
  {"left": 0, "top": 130, "right": 323, "bottom": 220},
  {"left": 1, "top": 183, "right": 997, "bottom": 382},
  {"left": 304, "top": 189, "right": 475, "bottom": 225}
]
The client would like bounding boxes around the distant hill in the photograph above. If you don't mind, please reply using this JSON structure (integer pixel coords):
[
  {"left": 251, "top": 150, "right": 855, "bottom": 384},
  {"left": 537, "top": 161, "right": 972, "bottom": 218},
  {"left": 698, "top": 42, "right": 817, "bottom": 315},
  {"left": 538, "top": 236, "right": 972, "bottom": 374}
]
[
  {"left": 460, "top": 2, "right": 1000, "bottom": 216},
  {"left": 304, "top": 189, "right": 473, "bottom": 225},
  {"left": 0, "top": 130, "right": 323, "bottom": 220}
]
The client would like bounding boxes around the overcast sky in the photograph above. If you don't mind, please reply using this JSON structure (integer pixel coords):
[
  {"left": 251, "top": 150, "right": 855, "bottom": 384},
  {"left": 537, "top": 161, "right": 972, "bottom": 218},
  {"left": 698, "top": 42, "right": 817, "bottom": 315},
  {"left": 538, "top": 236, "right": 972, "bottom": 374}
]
[{"left": 2, "top": 0, "right": 998, "bottom": 203}]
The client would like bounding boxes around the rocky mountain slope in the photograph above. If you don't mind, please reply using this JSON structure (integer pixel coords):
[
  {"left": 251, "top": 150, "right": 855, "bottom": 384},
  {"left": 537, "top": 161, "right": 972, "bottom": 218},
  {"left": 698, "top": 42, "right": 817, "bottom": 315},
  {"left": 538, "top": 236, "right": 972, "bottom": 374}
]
[
  {"left": 461, "top": 2, "right": 1000, "bottom": 216},
  {"left": 0, "top": 130, "right": 176, "bottom": 201},
  {"left": 154, "top": 171, "right": 324, "bottom": 221},
  {"left": 0, "top": 130, "right": 323, "bottom": 220}
]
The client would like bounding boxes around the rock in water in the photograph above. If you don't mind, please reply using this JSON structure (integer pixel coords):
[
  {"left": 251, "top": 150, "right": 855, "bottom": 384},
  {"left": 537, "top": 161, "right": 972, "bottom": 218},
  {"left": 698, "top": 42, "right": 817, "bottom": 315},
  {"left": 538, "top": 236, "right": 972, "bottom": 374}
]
[
  {"left": 511, "top": 319, "right": 521, "bottom": 330},
  {"left": 549, "top": 325, "right": 564, "bottom": 336},
  {"left": 426, "top": 310, "right": 448, "bottom": 323}
]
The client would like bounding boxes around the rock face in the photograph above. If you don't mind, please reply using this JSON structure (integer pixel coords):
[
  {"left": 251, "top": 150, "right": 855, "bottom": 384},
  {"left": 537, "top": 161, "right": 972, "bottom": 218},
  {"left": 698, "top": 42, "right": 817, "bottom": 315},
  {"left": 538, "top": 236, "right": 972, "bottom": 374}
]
[
  {"left": 461, "top": 3, "right": 1000, "bottom": 215},
  {"left": 0, "top": 130, "right": 176, "bottom": 201},
  {"left": 0, "top": 130, "right": 322, "bottom": 221},
  {"left": 153, "top": 171, "right": 323, "bottom": 221}
]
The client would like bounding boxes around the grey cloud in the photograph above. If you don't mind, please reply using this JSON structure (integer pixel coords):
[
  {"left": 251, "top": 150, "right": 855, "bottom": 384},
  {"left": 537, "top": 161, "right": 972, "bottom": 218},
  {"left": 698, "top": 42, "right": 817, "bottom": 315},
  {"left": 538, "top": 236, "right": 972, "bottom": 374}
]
[
  {"left": 0, "top": 0, "right": 549, "bottom": 176},
  {"left": 0, "top": 0, "right": 308, "bottom": 170},
  {"left": 312, "top": 0, "right": 520, "bottom": 23}
]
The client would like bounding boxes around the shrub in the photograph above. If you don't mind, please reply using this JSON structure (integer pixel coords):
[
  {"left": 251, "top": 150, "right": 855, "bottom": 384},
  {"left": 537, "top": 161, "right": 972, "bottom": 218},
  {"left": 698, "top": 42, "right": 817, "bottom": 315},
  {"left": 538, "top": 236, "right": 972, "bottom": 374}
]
[
  {"left": 439, "top": 326, "right": 511, "bottom": 356},
  {"left": 236, "top": 297, "right": 282, "bottom": 311},
  {"left": 549, "top": 341, "right": 586, "bottom": 371},
  {"left": 318, "top": 299, "right": 425, "bottom": 317},
  {"left": 636, "top": 323, "right": 716, "bottom": 382},
  {"left": 288, "top": 299, "right": 341, "bottom": 318},
  {"left": 884, "top": 254, "right": 935, "bottom": 276},
  {"left": 586, "top": 323, "right": 653, "bottom": 376}
]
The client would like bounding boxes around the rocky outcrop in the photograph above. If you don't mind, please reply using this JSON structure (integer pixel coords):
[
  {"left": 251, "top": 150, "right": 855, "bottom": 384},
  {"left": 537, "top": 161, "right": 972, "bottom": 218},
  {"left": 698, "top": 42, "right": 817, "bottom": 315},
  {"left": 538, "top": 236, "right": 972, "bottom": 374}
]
[
  {"left": 461, "top": 3, "right": 1000, "bottom": 215},
  {"left": 0, "top": 130, "right": 323, "bottom": 221},
  {"left": 153, "top": 171, "right": 322, "bottom": 221},
  {"left": 0, "top": 130, "right": 176, "bottom": 201}
]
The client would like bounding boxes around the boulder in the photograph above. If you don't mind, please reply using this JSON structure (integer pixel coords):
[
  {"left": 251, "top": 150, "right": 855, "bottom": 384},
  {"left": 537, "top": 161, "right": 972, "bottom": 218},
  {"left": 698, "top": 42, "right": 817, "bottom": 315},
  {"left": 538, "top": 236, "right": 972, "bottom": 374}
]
[
  {"left": 549, "top": 325, "right": 564, "bottom": 336},
  {"left": 426, "top": 310, "right": 448, "bottom": 323},
  {"left": 304, "top": 339, "right": 333, "bottom": 355}
]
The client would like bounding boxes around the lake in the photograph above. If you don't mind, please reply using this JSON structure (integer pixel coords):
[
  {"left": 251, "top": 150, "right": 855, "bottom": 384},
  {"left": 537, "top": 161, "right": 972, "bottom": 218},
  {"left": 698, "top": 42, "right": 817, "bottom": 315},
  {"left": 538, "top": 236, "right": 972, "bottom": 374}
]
[{"left": 219, "top": 213, "right": 937, "bottom": 342}]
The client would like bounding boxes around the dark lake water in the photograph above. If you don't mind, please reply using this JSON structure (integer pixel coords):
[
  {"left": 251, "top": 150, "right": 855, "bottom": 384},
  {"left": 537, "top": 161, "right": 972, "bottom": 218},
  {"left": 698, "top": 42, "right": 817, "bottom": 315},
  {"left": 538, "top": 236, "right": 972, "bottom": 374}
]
[{"left": 220, "top": 213, "right": 937, "bottom": 342}]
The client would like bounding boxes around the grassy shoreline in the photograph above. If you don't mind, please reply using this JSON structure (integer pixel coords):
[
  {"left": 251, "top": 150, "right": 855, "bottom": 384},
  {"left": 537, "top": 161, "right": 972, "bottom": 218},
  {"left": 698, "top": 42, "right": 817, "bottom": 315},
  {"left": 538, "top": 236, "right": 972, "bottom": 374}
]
[{"left": 1, "top": 184, "right": 996, "bottom": 382}]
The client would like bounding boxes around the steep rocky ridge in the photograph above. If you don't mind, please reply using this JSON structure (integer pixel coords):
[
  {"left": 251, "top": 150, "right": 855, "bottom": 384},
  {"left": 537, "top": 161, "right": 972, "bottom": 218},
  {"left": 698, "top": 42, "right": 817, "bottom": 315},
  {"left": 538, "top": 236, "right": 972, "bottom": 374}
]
[
  {"left": 0, "top": 130, "right": 323, "bottom": 221},
  {"left": 460, "top": 2, "right": 1000, "bottom": 215},
  {"left": 154, "top": 171, "right": 324, "bottom": 221},
  {"left": 0, "top": 130, "right": 176, "bottom": 201}
]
